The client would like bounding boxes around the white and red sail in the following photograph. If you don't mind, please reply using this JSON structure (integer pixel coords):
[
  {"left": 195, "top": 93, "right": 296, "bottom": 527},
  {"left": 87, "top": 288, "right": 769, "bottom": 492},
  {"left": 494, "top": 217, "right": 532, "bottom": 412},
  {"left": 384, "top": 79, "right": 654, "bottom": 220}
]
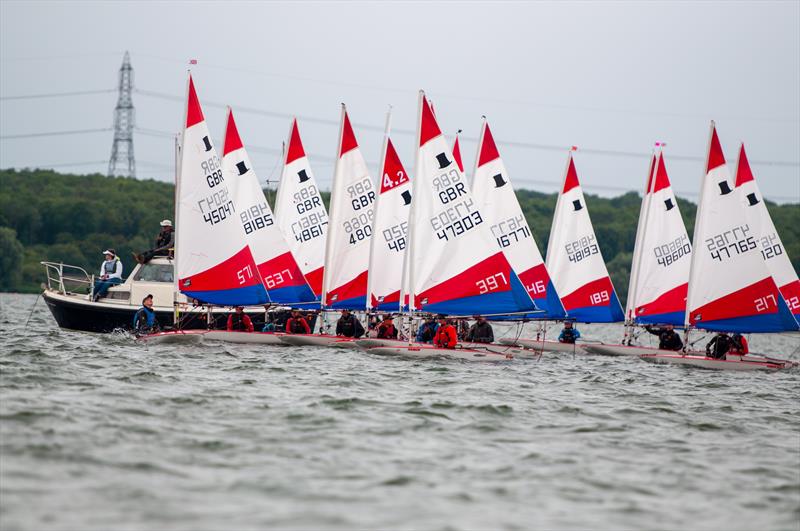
[
  {"left": 406, "top": 92, "right": 536, "bottom": 315},
  {"left": 545, "top": 153, "right": 623, "bottom": 322},
  {"left": 734, "top": 143, "right": 800, "bottom": 317},
  {"left": 273, "top": 119, "right": 328, "bottom": 298},
  {"left": 625, "top": 155, "right": 656, "bottom": 323},
  {"left": 322, "top": 106, "right": 374, "bottom": 309},
  {"left": 221, "top": 109, "right": 316, "bottom": 304},
  {"left": 685, "top": 123, "right": 797, "bottom": 333},
  {"left": 453, "top": 131, "right": 465, "bottom": 174},
  {"left": 628, "top": 151, "right": 691, "bottom": 326},
  {"left": 175, "top": 74, "right": 267, "bottom": 305},
  {"left": 367, "top": 113, "right": 412, "bottom": 312},
  {"left": 471, "top": 118, "right": 565, "bottom": 319}
]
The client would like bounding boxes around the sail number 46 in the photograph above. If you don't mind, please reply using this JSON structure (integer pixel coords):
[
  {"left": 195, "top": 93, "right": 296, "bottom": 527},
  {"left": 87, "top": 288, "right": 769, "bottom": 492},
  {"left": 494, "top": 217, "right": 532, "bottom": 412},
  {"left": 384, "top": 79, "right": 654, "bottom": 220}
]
[{"left": 477, "top": 273, "right": 508, "bottom": 295}]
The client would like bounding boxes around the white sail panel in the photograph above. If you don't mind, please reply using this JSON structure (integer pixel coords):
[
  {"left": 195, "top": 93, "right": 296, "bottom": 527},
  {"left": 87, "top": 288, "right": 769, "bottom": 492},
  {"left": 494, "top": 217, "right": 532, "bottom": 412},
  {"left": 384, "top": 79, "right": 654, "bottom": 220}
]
[
  {"left": 625, "top": 154, "right": 656, "bottom": 322},
  {"left": 175, "top": 74, "right": 267, "bottom": 305},
  {"left": 545, "top": 153, "right": 623, "bottom": 322},
  {"left": 322, "top": 106, "right": 374, "bottom": 310},
  {"left": 221, "top": 109, "right": 316, "bottom": 304},
  {"left": 273, "top": 119, "right": 328, "bottom": 297},
  {"left": 471, "top": 118, "right": 564, "bottom": 319}
]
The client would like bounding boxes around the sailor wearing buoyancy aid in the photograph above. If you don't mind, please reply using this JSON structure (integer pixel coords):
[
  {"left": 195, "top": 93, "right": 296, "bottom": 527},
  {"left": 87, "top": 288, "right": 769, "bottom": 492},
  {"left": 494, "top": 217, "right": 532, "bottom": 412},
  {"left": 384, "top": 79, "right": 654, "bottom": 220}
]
[
  {"left": 133, "top": 294, "right": 160, "bottom": 335},
  {"left": 93, "top": 249, "right": 123, "bottom": 301}
]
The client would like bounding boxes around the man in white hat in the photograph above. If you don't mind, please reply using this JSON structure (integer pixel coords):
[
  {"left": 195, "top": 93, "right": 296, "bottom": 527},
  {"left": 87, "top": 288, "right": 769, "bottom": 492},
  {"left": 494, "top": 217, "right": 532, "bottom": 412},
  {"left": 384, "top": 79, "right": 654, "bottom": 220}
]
[
  {"left": 134, "top": 219, "right": 174, "bottom": 264},
  {"left": 93, "top": 249, "right": 123, "bottom": 301}
]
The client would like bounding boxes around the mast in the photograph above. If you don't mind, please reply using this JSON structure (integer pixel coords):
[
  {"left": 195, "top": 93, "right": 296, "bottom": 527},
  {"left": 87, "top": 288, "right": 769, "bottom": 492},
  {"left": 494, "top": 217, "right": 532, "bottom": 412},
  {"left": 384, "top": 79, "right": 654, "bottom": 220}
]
[
  {"left": 366, "top": 106, "right": 393, "bottom": 313},
  {"left": 406, "top": 91, "right": 425, "bottom": 314},
  {"left": 320, "top": 104, "right": 347, "bottom": 310}
]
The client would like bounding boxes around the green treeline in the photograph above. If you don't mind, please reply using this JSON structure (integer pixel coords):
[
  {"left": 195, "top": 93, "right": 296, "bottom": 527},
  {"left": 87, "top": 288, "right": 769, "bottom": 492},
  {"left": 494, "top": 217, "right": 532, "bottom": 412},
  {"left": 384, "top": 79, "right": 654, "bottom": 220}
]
[{"left": 1, "top": 169, "right": 798, "bottom": 306}]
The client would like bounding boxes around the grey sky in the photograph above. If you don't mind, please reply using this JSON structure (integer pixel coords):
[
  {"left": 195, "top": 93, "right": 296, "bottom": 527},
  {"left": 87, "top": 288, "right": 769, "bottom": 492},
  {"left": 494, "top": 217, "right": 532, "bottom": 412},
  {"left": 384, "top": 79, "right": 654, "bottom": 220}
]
[{"left": 1, "top": 1, "right": 798, "bottom": 203}]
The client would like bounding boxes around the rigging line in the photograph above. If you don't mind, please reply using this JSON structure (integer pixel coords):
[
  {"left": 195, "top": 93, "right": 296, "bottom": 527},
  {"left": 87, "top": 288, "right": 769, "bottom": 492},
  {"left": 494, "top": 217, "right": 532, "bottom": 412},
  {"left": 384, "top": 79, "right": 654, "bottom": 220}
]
[
  {"left": 3, "top": 160, "right": 108, "bottom": 168},
  {"left": 0, "top": 89, "right": 116, "bottom": 101},
  {"left": 0, "top": 128, "right": 112, "bottom": 139},
  {"left": 134, "top": 90, "right": 800, "bottom": 168}
]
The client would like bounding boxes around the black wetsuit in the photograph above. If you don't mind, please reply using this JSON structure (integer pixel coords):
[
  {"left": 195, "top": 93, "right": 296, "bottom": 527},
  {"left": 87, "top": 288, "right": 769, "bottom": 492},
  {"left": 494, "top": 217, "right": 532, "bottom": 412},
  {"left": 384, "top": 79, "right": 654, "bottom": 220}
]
[
  {"left": 706, "top": 334, "right": 731, "bottom": 360},
  {"left": 646, "top": 327, "right": 683, "bottom": 351},
  {"left": 336, "top": 315, "right": 365, "bottom": 338},
  {"left": 467, "top": 321, "right": 494, "bottom": 343}
]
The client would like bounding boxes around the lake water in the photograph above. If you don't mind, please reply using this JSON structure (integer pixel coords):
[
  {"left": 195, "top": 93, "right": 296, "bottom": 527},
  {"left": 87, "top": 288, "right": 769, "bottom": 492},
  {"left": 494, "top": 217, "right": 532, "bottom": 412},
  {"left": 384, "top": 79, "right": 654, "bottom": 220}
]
[{"left": 1, "top": 292, "right": 799, "bottom": 530}]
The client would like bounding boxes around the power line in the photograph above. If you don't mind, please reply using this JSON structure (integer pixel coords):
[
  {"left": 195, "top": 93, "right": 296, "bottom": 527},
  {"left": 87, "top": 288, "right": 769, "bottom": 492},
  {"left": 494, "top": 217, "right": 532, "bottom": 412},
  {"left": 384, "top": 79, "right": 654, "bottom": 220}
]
[
  {"left": 0, "top": 89, "right": 116, "bottom": 101},
  {"left": 0, "top": 128, "right": 112, "bottom": 140}
]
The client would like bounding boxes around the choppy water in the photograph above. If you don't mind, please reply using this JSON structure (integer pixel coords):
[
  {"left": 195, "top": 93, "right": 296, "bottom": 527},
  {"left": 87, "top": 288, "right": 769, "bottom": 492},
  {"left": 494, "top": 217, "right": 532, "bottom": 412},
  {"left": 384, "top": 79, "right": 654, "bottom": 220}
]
[{"left": 1, "top": 293, "right": 799, "bottom": 531}]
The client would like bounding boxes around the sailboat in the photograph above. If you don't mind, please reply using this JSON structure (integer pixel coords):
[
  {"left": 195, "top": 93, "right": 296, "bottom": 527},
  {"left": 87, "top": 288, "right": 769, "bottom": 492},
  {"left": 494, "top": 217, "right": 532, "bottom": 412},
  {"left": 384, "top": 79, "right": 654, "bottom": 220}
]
[
  {"left": 366, "top": 91, "right": 536, "bottom": 361},
  {"left": 640, "top": 123, "right": 798, "bottom": 370},
  {"left": 583, "top": 149, "right": 695, "bottom": 357},
  {"left": 280, "top": 105, "right": 375, "bottom": 348}
]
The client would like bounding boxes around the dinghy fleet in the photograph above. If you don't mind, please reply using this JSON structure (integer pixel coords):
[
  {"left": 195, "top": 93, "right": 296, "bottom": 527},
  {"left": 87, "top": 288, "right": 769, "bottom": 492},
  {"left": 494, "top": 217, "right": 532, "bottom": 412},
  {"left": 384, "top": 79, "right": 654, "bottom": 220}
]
[{"left": 146, "top": 72, "right": 799, "bottom": 371}]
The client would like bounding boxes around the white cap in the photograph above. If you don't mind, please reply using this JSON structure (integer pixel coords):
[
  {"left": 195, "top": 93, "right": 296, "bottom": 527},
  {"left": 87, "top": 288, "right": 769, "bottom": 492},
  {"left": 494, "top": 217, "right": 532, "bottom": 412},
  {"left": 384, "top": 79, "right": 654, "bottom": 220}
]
[
  {"left": 102, "top": 249, "right": 115, "bottom": 257},
  {"left": 160, "top": 219, "right": 173, "bottom": 227}
]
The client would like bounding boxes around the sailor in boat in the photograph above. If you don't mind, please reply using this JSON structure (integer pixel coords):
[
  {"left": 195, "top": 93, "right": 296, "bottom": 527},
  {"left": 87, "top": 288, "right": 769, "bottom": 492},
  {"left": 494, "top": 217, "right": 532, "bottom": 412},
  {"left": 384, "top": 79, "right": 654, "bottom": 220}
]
[
  {"left": 335, "top": 309, "right": 365, "bottom": 338},
  {"left": 92, "top": 249, "right": 123, "bottom": 302},
  {"left": 376, "top": 315, "right": 398, "bottom": 339},
  {"left": 285, "top": 310, "right": 311, "bottom": 334},
  {"left": 467, "top": 315, "right": 494, "bottom": 344},
  {"left": 133, "top": 294, "right": 161, "bottom": 336},
  {"left": 433, "top": 315, "right": 458, "bottom": 349},
  {"left": 262, "top": 307, "right": 277, "bottom": 332},
  {"left": 227, "top": 306, "right": 254, "bottom": 333},
  {"left": 416, "top": 316, "right": 438, "bottom": 344},
  {"left": 729, "top": 333, "right": 749, "bottom": 355},
  {"left": 705, "top": 333, "right": 732, "bottom": 360},
  {"left": 558, "top": 321, "right": 581, "bottom": 344},
  {"left": 134, "top": 220, "right": 175, "bottom": 264},
  {"left": 644, "top": 324, "right": 683, "bottom": 351},
  {"left": 456, "top": 319, "right": 471, "bottom": 341}
]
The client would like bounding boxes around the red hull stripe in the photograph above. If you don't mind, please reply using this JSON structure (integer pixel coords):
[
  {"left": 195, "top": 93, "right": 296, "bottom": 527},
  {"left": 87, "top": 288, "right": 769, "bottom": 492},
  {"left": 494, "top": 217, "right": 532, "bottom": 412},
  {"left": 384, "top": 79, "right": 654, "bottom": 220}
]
[
  {"left": 707, "top": 125, "right": 726, "bottom": 173},
  {"left": 186, "top": 75, "right": 205, "bottom": 128},
  {"left": 562, "top": 155, "right": 580, "bottom": 193},
  {"left": 652, "top": 152, "right": 672, "bottom": 194},
  {"left": 257, "top": 252, "right": 309, "bottom": 289},
  {"left": 326, "top": 270, "right": 368, "bottom": 307},
  {"left": 340, "top": 111, "right": 358, "bottom": 157},
  {"left": 304, "top": 266, "right": 324, "bottom": 297},
  {"left": 636, "top": 283, "right": 687, "bottom": 318},
  {"left": 286, "top": 119, "right": 306, "bottom": 165},
  {"left": 690, "top": 277, "right": 780, "bottom": 324},
  {"left": 380, "top": 138, "right": 410, "bottom": 194},
  {"left": 223, "top": 108, "right": 244, "bottom": 156},
  {"left": 561, "top": 276, "right": 615, "bottom": 312},
  {"left": 179, "top": 246, "right": 262, "bottom": 292},
  {"left": 734, "top": 144, "right": 754, "bottom": 187},
  {"left": 416, "top": 253, "right": 512, "bottom": 307},
  {"left": 453, "top": 135, "right": 464, "bottom": 173},
  {"left": 419, "top": 95, "right": 442, "bottom": 147},
  {"left": 477, "top": 122, "right": 500, "bottom": 167}
]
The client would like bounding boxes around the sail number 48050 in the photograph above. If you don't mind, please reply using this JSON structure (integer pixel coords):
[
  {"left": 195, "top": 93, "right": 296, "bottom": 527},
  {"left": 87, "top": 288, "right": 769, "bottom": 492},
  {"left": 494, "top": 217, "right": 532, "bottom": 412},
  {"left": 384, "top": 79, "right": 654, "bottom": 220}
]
[{"left": 476, "top": 273, "right": 508, "bottom": 295}]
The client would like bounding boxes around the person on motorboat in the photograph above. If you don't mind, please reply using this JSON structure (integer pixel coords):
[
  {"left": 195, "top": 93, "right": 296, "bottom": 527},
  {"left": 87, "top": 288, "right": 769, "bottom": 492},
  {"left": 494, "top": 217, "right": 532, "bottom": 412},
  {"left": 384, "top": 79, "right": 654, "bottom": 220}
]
[
  {"left": 729, "top": 333, "right": 749, "bottom": 355},
  {"left": 644, "top": 324, "right": 683, "bottom": 351},
  {"left": 285, "top": 310, "right": 311, "bottom": 334},
  {"left": 706, "top": 332, "right": 731, "bottom": 360},
  {"left": 133, "top": 294, "right": 161, "bottom": 335},
  {"left": 134, "top": 220, "right": 175, "bottom": 264},
  {"left": 433, "top": 315, "right": 458, "bottom": 349},
  {"left": 227, "top": 306, "right": 254, "bottom": 332},
  {"left": 416, "top": 316, "right": 438, "bottom": 344},
  {"left": 558, "top": 321, "right": 581, "bottom": 344},
  {"left": 376, "top": 315, "right": 398, "bottom": 339},
  {"left": 336, "top": 309, "right": 365, "bottom": 338},
  {"left": 92, "top": 249, "right": 123, "bottom": 302},
  {"left": 467, "top": 315, "right": 494, "bottom": 343}
]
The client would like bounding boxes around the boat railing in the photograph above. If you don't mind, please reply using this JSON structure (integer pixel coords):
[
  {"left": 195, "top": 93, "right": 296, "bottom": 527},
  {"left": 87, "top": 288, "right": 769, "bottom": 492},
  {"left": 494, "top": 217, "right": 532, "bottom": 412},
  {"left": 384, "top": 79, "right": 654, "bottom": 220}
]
[{"left": 41, "top": 261, "right": 94, "bottom": 296}]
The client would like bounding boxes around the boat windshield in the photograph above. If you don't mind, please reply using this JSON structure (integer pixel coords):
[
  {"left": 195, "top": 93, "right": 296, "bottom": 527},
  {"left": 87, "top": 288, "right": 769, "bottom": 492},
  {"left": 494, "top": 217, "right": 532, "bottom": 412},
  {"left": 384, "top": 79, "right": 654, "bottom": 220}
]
[{"left": 133, "top": 264, "right": 174, "bottom": 283}]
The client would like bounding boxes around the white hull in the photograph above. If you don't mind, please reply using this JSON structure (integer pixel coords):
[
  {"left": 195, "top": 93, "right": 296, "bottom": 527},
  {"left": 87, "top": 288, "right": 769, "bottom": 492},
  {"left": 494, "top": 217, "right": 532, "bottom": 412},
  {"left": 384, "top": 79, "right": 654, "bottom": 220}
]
[
  {"left": 202, "top": 331, "right": 287, "bottom": 345},
  {"left": 639, "top": 353, "right": 794, "bottom": 371},
  {"left": 580, "top": 343, "right": 695, "bottom": 357},
  {"left": 137, "top": 329, "right": 207, "bottom": 344},
  {"left": 365, "top": 345, "right": 514, "bottom": 361},
  {"left": 278, "top": 334, "right": 356, "bottom": 348},
  {"left": 498, "top": 337, "right": 586, "bottom": 354}
]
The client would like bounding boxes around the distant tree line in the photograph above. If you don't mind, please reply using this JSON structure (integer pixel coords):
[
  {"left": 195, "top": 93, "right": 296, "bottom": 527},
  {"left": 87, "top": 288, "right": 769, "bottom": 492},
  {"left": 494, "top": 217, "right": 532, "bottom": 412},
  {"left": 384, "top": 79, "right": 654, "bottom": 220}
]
[{"left": 1, "top": 169, "right": 798, "bottom": 308}]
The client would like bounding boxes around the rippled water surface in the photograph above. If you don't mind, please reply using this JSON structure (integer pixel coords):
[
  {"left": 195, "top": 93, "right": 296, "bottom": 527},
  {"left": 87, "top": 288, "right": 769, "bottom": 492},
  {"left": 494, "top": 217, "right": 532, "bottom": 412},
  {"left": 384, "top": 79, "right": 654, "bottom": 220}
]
[{"left": 1, "top": 293, "right": 799, "bottom": 530}]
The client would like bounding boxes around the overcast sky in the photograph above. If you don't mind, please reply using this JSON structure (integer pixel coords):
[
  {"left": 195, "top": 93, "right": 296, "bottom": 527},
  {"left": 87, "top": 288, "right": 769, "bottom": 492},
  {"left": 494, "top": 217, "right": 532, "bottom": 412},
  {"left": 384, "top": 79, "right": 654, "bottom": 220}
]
[{"left": 1, "top": 1, "right": 798, "bottom": 203}]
